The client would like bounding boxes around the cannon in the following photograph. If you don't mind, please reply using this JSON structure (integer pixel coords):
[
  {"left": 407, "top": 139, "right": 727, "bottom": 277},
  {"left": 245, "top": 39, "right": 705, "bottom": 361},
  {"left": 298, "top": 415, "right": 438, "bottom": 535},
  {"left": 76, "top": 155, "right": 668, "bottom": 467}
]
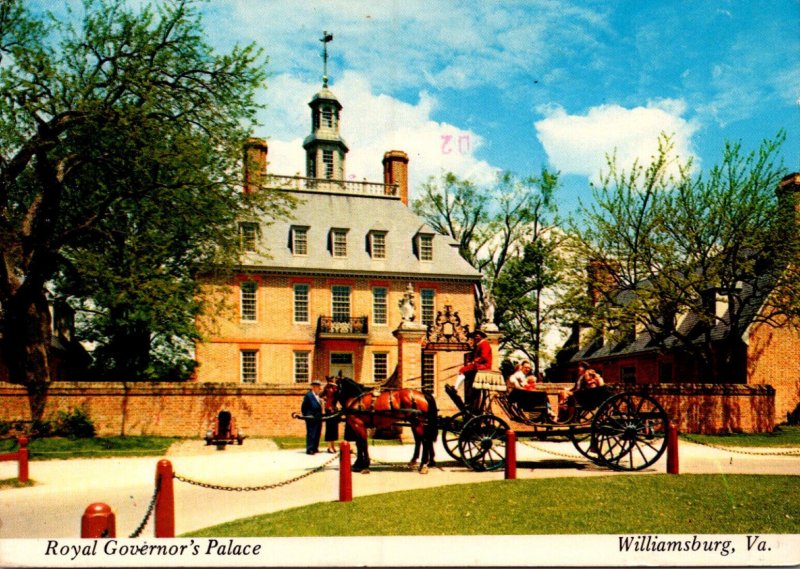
[{"left": 204, "top": 410, "right": 246, "bottom": 449}]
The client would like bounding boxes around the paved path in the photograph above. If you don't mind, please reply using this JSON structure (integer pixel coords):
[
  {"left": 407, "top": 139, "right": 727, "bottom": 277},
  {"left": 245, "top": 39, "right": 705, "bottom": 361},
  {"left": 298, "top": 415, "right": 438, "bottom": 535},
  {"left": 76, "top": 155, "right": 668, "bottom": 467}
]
[{"left": 0, "top": 438, "right": 798, "bottom": 538}]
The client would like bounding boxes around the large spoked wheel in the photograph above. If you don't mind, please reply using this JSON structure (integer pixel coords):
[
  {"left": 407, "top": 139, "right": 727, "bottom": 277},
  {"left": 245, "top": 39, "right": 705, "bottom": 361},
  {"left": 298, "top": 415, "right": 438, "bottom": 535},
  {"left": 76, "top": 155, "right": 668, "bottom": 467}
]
[
  {"left": 458, "top": 414, "right": 510, "bottom": 472},
  {"left": 569, "top": 408, "right": 601, "bottom": 462},
  {"left": 441, "top": 412, "right": 469, "bottom": 462},
  {"left": 591, "top": 393, "right": 669, "bottom": 471}
]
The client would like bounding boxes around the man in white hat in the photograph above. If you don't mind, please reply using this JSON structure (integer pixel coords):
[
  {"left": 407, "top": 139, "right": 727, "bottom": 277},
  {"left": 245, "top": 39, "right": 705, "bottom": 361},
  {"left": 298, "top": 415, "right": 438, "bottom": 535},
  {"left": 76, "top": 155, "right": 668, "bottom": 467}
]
[{"left": 301, "top": 379, "right": 323, "bottom": 454}]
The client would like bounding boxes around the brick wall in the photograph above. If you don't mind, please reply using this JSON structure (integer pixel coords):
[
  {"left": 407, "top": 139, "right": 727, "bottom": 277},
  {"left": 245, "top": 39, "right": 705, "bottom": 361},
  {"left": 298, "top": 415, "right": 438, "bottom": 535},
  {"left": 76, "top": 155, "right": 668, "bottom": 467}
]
[
  {"left": 0, "top": 380, "right": 776, "bottom": 436},
  {"left": 746, "top": 320, "right": 800, "bottom": 422}
]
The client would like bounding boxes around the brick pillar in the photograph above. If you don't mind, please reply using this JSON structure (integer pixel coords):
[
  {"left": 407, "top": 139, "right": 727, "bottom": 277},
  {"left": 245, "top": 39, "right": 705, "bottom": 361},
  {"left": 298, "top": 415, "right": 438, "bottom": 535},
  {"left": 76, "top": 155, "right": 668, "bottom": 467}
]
[
  {"left": 383, "top": 150, "right": 409, "bottom": 205},
  {"left": 392, "top": 321, "right": 427, "bottom": 441},
  {"left": 244, "top": 138, "right": 268, "bottom": 194}
]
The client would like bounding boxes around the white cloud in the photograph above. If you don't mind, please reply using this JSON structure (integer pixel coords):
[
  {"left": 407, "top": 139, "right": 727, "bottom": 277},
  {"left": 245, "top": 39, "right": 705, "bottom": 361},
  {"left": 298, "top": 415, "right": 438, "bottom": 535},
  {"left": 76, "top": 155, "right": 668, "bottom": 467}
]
[
  {"left": 260, "top": 71, "right": 499, "bottom": 197},
  {"left": 534, "top": 100, "right": 700, "bottom": 182}
]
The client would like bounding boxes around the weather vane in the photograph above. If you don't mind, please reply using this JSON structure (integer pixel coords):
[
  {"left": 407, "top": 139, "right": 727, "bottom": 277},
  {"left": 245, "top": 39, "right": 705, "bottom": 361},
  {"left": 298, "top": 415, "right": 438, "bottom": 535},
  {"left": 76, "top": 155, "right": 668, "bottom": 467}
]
[{"left": 320, "top": 31, "right": 333, "bottom": 88}]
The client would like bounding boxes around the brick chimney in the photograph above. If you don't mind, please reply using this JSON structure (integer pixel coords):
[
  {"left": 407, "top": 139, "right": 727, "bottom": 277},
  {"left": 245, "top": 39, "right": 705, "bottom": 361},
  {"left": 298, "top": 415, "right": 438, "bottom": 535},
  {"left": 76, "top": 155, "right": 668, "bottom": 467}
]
[
  {"left": 382, "top": 150, "right": 409, "bottom": 205},
  {"left": 777, "top": 172, "right": 800, "bottom": 221},
  {"left": 244, "top": 138, "right": 268, "bottom": 194}
]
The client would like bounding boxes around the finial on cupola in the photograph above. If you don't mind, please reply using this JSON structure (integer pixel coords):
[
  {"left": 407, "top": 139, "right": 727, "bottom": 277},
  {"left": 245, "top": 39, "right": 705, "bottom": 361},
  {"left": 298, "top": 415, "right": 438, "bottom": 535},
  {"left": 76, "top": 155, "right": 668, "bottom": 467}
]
[{"left": 320, "top": 31, "right": 333, "bottom": 88}]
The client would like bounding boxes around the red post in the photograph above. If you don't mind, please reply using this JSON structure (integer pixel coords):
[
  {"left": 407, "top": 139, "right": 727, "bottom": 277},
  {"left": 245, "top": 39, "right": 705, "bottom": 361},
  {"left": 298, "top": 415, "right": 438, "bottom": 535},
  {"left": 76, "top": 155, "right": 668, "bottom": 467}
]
[
  {"left": 154, "top": 459, "right": 175, "bottom": 537},
  {"left": 667, "top": 421, "right": 679, "bottom": 474},
  {"left": 505, "top": 430, "right": 517, "bottom": 480},
  {"left": 81, "top": 503, "right": 116, "bottom": 538},
  {"left": 17, "top": 436, "right": 28, "bottom": 483},
  {"left": 339, "top": 441, "right": 352, "bottom": 502}
]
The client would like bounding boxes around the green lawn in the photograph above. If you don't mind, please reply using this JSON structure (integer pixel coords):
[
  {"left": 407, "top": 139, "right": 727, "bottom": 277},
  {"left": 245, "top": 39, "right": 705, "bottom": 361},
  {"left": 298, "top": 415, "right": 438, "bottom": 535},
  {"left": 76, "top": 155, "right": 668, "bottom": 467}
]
[
  {"left": 184, "top": 474, "right": 800, "bottom": 536},
  {"left": 0, "top": 436, "right": 179, "bottom": 460},
  {"left": 272, "top": 436, "right": 404, "bottom": 450},
  {"left": 681, "top": 425, "right": 800, "bottom": 447}
]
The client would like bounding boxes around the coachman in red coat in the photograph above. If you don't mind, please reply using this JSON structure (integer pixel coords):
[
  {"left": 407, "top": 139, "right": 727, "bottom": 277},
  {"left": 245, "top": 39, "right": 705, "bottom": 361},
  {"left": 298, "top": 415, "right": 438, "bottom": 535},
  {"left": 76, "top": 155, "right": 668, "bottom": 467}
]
[{"left": 457, "top": 330, "right": 492, "bottom": 410}]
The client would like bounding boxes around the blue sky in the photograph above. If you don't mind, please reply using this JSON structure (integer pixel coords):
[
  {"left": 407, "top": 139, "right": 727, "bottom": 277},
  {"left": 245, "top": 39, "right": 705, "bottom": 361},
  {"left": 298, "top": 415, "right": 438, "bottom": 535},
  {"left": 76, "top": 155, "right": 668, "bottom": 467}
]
[{"left": 39, "top": 1, "right": 800, "bottom": 214}]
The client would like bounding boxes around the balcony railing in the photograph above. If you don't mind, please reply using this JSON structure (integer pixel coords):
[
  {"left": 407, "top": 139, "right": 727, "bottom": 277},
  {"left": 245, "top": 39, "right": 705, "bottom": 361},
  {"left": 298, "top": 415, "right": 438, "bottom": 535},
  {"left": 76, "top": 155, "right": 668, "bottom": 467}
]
[
  {"left": 263, "top": 174, "right": 398, "bottom": 197},
  {"left": 317, "top": 316, "right": 369, "bottom": 337}
]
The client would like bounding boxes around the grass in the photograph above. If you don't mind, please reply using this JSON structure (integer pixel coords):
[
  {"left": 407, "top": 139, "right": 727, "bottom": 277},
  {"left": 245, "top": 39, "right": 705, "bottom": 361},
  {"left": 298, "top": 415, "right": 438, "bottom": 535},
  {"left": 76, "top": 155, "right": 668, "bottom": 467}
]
[
  {"left": 681, "top": 425, "right": 800, "bottom": 448},
  {"left": 272, "top": 436, "right": 404, "bottom": 450},
  {"left": 0, "top": 478, "right": 34, "bottom": 490},
  {"left": 183, "top": 474, "right": 800, "bottom": 537},
  {"left": 0, "top": 436, "right": 179, "bottom": 460}
]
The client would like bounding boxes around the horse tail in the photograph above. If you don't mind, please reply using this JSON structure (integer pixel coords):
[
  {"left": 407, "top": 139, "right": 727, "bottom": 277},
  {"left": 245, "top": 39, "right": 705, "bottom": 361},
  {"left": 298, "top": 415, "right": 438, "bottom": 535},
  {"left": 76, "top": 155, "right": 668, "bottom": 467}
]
[{"left": 423, "top": 392, "right": 439, "bottom": 443}]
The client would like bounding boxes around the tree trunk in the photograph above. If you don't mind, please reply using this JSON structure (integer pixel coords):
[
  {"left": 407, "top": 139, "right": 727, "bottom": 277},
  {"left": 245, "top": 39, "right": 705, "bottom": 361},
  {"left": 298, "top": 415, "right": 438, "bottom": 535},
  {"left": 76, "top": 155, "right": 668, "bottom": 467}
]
[{"left": 1, "top": 290, "right": 53, "bottom": 422}]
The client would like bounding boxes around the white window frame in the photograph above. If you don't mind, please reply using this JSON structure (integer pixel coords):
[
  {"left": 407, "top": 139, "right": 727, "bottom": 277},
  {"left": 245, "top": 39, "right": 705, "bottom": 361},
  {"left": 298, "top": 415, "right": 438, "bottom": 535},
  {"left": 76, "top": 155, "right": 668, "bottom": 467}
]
[
  {"left": 293, "top": 284, "right": 310, "bottom": 324},
  {"left": 240, "top": 350, "right": 257, "bottom": 384},
  {"left": 293, "top": 351, "right": 310, "bottom": 384},
  {"left": 421, "top": 352, "right": 435, "bottom": 394},
  {"left": 331, "top": 229, "right": 348, "bottom": 258},
  {"left": 372, "top": 287, "right": 388, "bottom": 326},
  {"left": 240, "top": 281, "right": 257, "bottom": 322},
  {"left": 418, "top": 233, "right": 434, "bottom": 261},
  {"left": 291, "top": 226, "right": 308, "bottom": 256},
  {"left": 323, "top": 149, "right": 334, "bottom": 179},
  {"left": 239, "top": 222, "right": 258, "bottom": 252},
  {"left": 331, "top": 285, "right": 351, "bottom": 321},
  {"left": 373, "top": 352, "right": 389, "bottom": 382},
  {"left": 420, "top": 288, "right": 435, "bottom": 326},
  {"left": 370, "top": 231, "right": 387, "bottom": 259}
]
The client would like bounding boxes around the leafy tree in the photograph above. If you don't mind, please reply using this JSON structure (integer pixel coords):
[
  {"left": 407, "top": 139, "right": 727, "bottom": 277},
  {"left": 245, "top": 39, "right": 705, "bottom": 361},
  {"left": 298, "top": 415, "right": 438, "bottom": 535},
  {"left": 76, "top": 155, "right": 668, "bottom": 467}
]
[
  {"left": 412, "top": 169, "right": 564, "bottom": 372},
  {"left": 0, "top": 0, "right": 288, "bottom": 419},
  {"left": 564, "top": 134, "right": 794, "bottom": 382}
]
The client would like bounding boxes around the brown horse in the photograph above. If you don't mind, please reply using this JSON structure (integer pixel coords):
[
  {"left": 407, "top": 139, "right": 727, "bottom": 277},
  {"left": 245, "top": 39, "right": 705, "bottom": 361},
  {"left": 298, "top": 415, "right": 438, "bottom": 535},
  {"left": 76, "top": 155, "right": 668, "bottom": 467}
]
[{"left": 322, "top": 377, "right": 438, "bottom": 474}]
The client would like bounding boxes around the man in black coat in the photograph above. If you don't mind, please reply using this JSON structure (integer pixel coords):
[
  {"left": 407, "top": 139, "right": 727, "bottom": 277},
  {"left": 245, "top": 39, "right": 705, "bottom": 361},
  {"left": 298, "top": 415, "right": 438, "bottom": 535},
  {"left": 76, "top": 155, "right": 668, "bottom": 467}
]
[{"left": 301, "top": 379, "right": 323, "bottom": 454}]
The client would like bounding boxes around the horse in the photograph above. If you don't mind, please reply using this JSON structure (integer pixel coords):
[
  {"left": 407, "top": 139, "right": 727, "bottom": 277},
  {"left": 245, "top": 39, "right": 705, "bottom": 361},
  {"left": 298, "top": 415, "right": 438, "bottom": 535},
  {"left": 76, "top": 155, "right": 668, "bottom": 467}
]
[{"left": 322, "top": 377, "right": 438, "bottom": 474}]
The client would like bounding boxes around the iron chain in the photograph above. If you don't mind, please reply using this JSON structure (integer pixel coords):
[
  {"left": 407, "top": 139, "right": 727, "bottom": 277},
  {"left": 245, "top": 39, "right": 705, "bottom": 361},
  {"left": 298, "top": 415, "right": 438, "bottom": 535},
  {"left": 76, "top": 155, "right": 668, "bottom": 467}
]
[
  {"left": 680, "top": 434, "right": 800, "bottom": 457},
  {"left": 173, "top": 454, "right": 338, "bottom": 492},
  {"left": 520, "top": 439, "right": 584, "bottom": 460},
  {"left": 129, "top": 472, "right": 161, "bottom": 538}
]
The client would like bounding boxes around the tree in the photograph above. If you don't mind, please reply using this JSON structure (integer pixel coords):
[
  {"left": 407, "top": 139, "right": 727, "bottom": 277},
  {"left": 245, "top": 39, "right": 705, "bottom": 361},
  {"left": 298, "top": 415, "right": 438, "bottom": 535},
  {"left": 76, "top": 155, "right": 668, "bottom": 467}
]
[
  {"left": 564, "top": 134, "right": 794, "bottom": 381},
  {"left": 0, "top": 0, "right": 288, "bottom": 419},
  {"left": 412, "top": 169, "right": 565, "bottom": 372}
]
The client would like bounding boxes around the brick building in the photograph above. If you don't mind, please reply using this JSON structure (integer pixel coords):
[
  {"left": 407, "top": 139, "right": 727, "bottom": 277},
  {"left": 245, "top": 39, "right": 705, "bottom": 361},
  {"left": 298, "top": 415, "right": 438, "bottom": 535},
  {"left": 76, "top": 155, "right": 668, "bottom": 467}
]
[
  {"left": 557, "top": 173, "right": 800, "bottom": 423},
  {"left": 193, "top": 77, "right": 482, "bottom": 398}
]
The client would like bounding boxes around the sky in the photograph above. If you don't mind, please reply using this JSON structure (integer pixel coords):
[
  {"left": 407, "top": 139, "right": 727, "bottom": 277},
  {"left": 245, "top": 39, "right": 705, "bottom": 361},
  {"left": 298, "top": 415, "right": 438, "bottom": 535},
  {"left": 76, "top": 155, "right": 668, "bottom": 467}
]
[{"left": 194, "top": 0, "right": 800, "bottom": 216}]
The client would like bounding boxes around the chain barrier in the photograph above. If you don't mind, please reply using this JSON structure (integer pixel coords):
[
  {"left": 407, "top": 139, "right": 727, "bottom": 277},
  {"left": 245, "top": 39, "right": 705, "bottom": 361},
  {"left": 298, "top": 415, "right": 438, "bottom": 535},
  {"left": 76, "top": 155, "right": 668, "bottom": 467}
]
[
  {"left": 519, "top": 439, "right": 584, "bottom": 460},
  {"left": 129, "top": 472, "right": 162, "bottom": 538},
  {"left": 679, "top": 434, "right": 800, "bottom": 457},
  {"left": 173, "top": 454, "right": 338, "bottom": 492}
]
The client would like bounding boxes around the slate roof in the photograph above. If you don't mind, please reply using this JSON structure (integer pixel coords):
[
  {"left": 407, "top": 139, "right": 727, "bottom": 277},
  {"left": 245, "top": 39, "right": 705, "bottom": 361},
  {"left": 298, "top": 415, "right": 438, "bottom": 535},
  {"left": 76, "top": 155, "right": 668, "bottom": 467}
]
[
  {"left": 570, "top": 271, "right": 778, "bottom": 363},
  {"left": 241, "top": 188, "right": 481, "bottom": 282}
]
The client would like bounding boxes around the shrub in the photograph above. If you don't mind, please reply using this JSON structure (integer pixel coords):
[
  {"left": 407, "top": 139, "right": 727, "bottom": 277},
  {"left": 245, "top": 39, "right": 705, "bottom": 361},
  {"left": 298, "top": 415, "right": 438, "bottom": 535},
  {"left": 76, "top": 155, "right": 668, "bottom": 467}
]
[{"left": 53, "top": 406, "right": 95, "bottom": 438}]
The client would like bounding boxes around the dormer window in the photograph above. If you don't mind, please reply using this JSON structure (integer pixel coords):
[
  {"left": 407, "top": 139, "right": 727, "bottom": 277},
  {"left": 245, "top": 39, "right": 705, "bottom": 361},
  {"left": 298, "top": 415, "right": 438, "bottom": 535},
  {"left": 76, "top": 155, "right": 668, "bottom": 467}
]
[
  {"left": 331, "top": 228, "right": 348, "bottom": 257},
  {"left": 416, "top": 233, "right": 434, "bottom": 261},
  {"left": 239, "top": 222, "right": 259, "bottom": 252},
  {"left": 291, "top": 226, "right": 308, "bottom": 256},
  {"left": 369, "top": 231, "right": 387, "bottom": 259}
]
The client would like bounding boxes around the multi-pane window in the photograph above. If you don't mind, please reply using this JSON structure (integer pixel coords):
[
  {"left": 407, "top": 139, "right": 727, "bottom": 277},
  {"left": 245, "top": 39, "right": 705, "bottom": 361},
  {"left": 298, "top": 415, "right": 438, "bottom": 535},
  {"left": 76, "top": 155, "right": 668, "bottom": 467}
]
[
  {"left": 292, "top": 227, "right": 308, "bottom": 256},
  {"left": 420, "top": 288, "right": 435, "bottom": 326},
  {"left": 373, "top": 353, "right": 389, "bottom": 382},
  {"left": 332, "top": 285, "right": 351, "bottom": 322},
  {"left": 322, "top": 107, "right": 333, "bottom": 128},
  {"left": 239, "top": 222, "right": 258, "bottom": 252},
  {"left": 370, "top": 232, "right": 386, "bottom": 259},
  {"left": 240, "top": 281, "right": 257, "bottom": 321},
  {"left": 323, "top": 150, "right": 334, "bottom": 179},
  {"left": 421, "top": 352, "right": 435, "bottom": 394},
  {"left": 294, "top": 351, "right": 310, "bottom": 383},
  {"left": 240, "top": 350, "right": 257, "bottom": 383},
  {"left": 331, "top": 229, "right": 347, "bottom": 257},
  {"left": 419, "top": 234, "right": 433, "bottom": 261},
  {"left": 372, "top": 287, "right": 388, "bottom": 325},
  {"left": 293, "top": 284, "right": 310, "bottom": 323}
]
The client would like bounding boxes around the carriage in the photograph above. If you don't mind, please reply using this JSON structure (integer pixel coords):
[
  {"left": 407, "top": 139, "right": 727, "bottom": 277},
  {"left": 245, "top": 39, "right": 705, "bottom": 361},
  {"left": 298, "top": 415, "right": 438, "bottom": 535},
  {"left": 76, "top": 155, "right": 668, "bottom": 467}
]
[{"left": 439, "top": 370, "right": 670, "bottom": 472}]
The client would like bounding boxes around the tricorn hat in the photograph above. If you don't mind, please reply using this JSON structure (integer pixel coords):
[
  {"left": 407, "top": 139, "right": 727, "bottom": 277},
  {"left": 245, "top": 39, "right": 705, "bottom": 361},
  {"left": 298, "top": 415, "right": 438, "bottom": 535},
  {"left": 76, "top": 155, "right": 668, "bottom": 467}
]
[{"left": 472, "top": 330, "right": 487, "bottom": 339}]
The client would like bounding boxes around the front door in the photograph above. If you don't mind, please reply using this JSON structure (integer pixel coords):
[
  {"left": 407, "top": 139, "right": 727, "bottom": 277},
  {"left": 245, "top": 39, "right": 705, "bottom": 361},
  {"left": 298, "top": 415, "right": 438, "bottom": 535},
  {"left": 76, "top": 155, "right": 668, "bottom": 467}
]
[{"left": 330, "top": 352, "right": 354, "bottom": 379}]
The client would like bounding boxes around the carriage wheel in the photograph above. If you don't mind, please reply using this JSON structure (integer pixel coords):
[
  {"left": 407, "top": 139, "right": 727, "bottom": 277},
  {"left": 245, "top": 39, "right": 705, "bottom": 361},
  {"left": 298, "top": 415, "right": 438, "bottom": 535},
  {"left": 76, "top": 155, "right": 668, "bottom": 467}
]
[
  {"left": 442, "top": 412, "right": 469, "bottom": 462},
  {"left": 458, "top": 414, "right": 510, "bottom": 472},
  {"left": 591, "top": 393, "right": 669, "bottom": 471},
  {"left": 569, "top": 408, "right": 601, "bottom": 461}
]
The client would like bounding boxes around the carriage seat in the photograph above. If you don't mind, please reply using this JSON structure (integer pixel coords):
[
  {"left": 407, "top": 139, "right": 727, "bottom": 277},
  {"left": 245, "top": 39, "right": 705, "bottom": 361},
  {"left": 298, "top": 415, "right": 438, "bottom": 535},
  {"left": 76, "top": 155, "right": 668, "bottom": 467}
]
[
  {"left": 508, "top": 389, "right": 548, "bottom": 411},
  {"left": 472, "top": 370, "right": 506, "bottom": 392},
  {"left": 204, "top": 410, "right": 246, "bottom": 449},
  {"left": 573, "top": 386, "right": 612, "bottom": 410}
]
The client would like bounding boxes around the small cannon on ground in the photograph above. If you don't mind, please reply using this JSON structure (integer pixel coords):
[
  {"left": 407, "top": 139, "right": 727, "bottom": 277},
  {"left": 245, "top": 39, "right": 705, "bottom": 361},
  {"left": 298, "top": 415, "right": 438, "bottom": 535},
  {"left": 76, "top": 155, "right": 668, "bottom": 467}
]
[{"left": 204, "top": 410, "right": 246, "bottom": 449}]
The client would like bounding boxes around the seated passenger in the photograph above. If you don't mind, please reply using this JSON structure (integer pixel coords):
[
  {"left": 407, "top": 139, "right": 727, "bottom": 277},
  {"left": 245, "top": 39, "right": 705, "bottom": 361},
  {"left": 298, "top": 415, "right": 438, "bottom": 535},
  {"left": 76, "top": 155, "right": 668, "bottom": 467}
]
[
  {"left": 507, "top": 360, "right": 533, "bottom": 391},
  {"left": 557, "top": 361, "right": 604, "bottom": 421},
  {"left": 523, "top": 374, "right": 537, "bottom": 391}
]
